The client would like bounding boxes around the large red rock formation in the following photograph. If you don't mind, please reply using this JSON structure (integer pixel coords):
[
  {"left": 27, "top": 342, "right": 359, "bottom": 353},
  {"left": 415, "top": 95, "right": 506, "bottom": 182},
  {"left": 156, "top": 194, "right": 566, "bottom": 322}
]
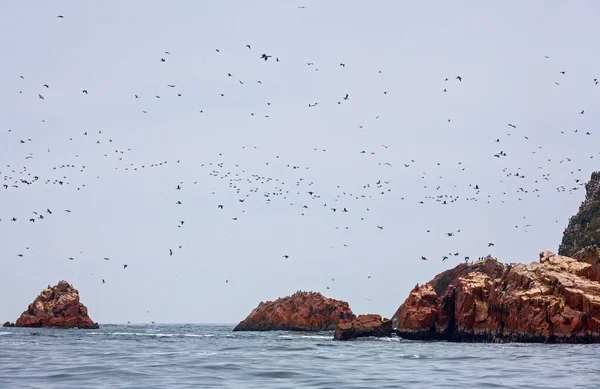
[
  {"left": 334, "top": 314, "right": 393, "bottom": 340},
  {"left": 6, "top": 280, "right": 99, "bottom": 329},
  {"left": 392, "top": 250, "right": 600, "bottom": 343},
  {"left": 234, "top": 291, "right": 355, "bottom": 331}
]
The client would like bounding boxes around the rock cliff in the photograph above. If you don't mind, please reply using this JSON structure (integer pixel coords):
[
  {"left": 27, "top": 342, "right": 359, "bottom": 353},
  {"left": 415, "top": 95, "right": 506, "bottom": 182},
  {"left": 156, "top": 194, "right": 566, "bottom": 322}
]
[
  {"left": 233, "top": 291, "right": 355, "bottom": 331},
  {"left": 4, "top": 280, "right": 99, "bottom": 329},
  {"left": 392, "top": 251, "right": 600, "bottom": 343},
  {"left": 559, "top": 171, "right": 600, "bottom": 257}
]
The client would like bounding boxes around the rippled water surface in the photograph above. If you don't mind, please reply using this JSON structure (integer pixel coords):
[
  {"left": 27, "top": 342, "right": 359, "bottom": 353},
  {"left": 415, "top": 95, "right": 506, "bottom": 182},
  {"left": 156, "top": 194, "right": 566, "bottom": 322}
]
[{"left": 1, "top": 324, "right": 599, "bottom": 388}]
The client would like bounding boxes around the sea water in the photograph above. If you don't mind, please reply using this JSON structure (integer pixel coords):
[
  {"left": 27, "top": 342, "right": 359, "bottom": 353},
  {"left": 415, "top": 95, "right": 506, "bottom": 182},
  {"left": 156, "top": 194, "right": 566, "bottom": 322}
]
[{"left": 0, "top": 324, "right": 598, "bottom": 388}]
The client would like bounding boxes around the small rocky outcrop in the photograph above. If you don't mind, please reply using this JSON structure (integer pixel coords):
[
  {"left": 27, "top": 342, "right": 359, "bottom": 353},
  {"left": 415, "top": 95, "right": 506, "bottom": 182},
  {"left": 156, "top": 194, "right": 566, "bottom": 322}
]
[
  {"left": 392, "top": 251, "right": 600, "bottom": 343},
  {"left": 334, "top": 314, "right": 393, "bottom": 340},
  {"left": 2, "top": 322, "right": 14, "bottom": 327},
  {"left": 234, "top": 291, "right": 355, "bottom": 331},
  {"left": 559, "top": 171, "right": 600, "bottom": 257},
  {"left": 10, "top": 281, "right": 99, "bottom": 329}
]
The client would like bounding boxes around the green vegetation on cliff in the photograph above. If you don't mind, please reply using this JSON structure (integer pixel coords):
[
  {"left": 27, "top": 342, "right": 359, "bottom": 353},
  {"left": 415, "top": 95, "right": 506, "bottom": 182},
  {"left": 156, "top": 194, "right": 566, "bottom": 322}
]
[{"left": 559, "top": 171, "right": 600, "bottom": 257}]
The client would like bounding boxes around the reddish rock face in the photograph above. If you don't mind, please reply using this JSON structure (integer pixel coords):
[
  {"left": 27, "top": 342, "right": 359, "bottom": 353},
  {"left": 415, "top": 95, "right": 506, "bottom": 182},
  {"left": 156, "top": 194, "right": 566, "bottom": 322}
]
[
  {"left": 234, "top": 291, "right": 355, "bottom": 331},
  {"left": 334, "top": 314, "right": 393, "bottom": 340},
  {"left": 12, "top": 281, "right": 99, "bottom": 329},
  {"left": 392, "top": 251, "right": 600, "bottom": 343},
  {"left": 572, "top": 245, "right": 600, "bottom": 281}
]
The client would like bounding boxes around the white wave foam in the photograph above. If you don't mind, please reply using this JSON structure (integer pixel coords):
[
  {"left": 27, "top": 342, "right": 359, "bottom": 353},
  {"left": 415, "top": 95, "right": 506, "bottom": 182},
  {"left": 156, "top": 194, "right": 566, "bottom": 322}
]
[
  {"left": 378, "top": 337, "right": 401, "bottom": 342},
  {"left": 0, "top": 332, "right": 12, "bottom": 335},
  {"left": 300, "top": 335, "right": 332, "bottom": 340}
]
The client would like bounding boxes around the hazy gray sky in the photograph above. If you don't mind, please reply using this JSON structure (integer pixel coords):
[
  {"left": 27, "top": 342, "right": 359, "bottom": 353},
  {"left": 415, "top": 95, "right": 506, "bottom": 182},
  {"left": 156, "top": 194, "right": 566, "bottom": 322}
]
[{"left": 1, "top": 1, "right": 599, "bottom": 324}]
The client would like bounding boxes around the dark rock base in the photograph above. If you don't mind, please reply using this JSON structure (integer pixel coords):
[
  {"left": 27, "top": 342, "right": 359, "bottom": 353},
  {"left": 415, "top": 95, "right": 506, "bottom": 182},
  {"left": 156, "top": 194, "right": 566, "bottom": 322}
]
[{"left": 396, "top": 330, "right": 600, "bottom": 344}]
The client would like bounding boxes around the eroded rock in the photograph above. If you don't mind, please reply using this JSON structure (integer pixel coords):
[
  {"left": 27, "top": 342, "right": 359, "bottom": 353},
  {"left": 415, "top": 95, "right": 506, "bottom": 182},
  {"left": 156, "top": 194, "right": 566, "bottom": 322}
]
[
  {"left": 334, "top": 314, "right": 393, "bottom": 340},
  {"left": 12, "top": 280, "right": 99, "bottom": 329},
  {"left": 392, "top": 252, "right": 600, "bottom": 343},
  {"left": 234, "top": 291, "right": 355, "bottom": 331}
]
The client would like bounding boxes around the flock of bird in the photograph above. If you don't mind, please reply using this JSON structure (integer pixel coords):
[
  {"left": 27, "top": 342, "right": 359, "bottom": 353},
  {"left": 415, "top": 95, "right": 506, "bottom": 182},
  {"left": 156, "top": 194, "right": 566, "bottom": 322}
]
[{"left": 1, "top": 10, "right": 599, "bottom": 311}]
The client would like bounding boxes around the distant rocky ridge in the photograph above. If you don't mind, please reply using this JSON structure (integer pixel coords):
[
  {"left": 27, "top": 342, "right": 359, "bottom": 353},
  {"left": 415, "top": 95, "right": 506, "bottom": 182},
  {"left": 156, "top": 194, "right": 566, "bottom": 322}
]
[
  {"left": 559, "top": 171, "right": 600, "bottom": 257},
  {"left": 3, "top": 280, "right": 99, "bottom": 329},
  {"left": 233, "top": 291, "right": 355, "bottom": 331}
]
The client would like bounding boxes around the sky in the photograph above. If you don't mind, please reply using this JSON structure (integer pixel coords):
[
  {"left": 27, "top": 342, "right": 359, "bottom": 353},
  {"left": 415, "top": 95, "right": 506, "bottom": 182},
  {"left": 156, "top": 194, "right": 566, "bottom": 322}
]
[{"left": 1, "top": 1, "right": 599, "bottom": 324}]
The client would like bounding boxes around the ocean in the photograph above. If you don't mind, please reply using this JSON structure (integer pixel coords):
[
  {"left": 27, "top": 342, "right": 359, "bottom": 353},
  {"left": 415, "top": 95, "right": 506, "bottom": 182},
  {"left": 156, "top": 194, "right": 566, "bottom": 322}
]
[{"left": 0, "top": 324, "right": 598, "bottom": 388}]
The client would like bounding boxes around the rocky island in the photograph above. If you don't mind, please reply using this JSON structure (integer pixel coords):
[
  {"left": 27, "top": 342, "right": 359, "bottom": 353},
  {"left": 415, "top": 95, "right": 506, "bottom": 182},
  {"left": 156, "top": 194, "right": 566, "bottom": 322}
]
[
  {"left": 391, "top": 250, "right": 600, "bottom": 343},
  {"left": 234, "top": 291, "right": 355, "bottom": 331},
  {"left": 334, "top": 314, "right": 393, "bottom": 340},
  {"left": 335, "top": 171, "right": 600, "bottom": 342},
  {"left": 3, "top": 280, "right": 99, "bottom": 329}
]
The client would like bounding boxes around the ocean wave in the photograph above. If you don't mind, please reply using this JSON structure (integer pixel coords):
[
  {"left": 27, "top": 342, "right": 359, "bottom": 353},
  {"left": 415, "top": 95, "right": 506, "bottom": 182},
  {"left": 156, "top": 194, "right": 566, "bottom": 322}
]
[
  {"left": 300, "top": 335, "right": 332, "bottom": 340},
  {"left": 1, "top": 324, "right": 597, "bottom": 388},
  {"left": 93, "top": 332, "right": 215, "bottom": 338}
]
